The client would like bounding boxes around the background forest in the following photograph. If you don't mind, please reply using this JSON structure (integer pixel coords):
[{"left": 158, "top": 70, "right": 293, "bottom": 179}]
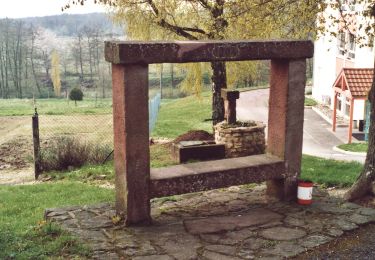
[{"left": 0, "top": 13, "right": 122, "bottom": 99}]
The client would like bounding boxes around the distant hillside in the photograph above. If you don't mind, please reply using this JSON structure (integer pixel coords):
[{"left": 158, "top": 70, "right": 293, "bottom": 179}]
[{"left": 18, "top": 13, "right": 123, "bottom": 36}]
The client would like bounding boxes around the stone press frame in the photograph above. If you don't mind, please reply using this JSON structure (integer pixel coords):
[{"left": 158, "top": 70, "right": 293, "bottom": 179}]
[{"left": 105, "top": 40, "right": 314, "bottom": 226}]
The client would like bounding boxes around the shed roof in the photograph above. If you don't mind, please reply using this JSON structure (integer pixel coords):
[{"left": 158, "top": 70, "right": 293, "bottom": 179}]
[{"left": 333, "top": 68, "right": 373, "bottom": 98}]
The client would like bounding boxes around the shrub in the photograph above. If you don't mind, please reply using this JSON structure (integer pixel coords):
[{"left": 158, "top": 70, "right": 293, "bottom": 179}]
[
  {"left": 40, "top": 136, "right": 112, "bottom": 172},
  {"left": 69, "top": 88, "right": 83, "bottom": 106}
]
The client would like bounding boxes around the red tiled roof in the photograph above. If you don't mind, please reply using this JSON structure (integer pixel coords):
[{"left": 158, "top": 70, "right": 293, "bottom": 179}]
[{"left": 343, "top": 68, "right": 373, "bottom": 97}]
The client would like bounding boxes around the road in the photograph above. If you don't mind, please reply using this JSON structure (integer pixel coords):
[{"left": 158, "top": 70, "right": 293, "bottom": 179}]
[{"left": 237, "top": 88, "right": 365, "bottom": 163}]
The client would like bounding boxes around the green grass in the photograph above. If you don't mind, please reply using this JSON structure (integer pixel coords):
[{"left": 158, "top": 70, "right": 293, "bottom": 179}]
[
  {"left": 48, "top": 144, "right": 177, "bottom": 183},
  {"left": 301, "top": 155, "right": 363, "bottom": 187},
  {"left": 0, "top": 182, "right": 114, "bottom": 259},
  {"left": 304, "top": 97, "right": 318, "bottom": 106},
  {"left": 152, "top": 92, "right": 212, "bottom": 138},
  {"left": 337, "top": 143, "right": 368, "bottom": 153},
  {"left": 0, "top": 98, "right": 113, "bottom": 116}
]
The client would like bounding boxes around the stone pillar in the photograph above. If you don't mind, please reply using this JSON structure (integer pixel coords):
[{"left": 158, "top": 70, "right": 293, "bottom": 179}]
[
  {"left": 266, "top": 59, "right": 306, "bottom": 201},
  {"left": 112, "top": 64, "right": 152, "bottom": 225},
  {"left": 221, "top": 89, "right": 240, "bottom": 124}
]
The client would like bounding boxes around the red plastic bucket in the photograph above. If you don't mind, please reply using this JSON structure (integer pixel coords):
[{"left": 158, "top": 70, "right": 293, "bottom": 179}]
[{"left": 297, "top": 181, "right": 313, "bottom": 205}]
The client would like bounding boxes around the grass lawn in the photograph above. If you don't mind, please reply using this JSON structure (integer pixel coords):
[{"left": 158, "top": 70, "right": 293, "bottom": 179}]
[
  {"left": 152, "top": 92, "right": 212, "bottom": 138},
  {"left": 304, "top": 97, "right": 318, "bottom": 106},
  {"left": 0, "top": 182, "right": 114, "bottom": 259},
  {"left": 0, "top": 98, "right": 113, "bottom": 116},
  {"left": 337, "top": 143, "right": 368, "bottom": 153},
  {"left": 301, "top": 155, "right": 362, "bottom": 187}
]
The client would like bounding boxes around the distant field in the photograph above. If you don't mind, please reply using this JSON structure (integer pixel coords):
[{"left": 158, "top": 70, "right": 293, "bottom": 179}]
[
  {"left": 0, "top": 88, "right": 166, "bottom": 117},
  {"left": 0, "top": 98, "right": 113, "bottom": 116}
]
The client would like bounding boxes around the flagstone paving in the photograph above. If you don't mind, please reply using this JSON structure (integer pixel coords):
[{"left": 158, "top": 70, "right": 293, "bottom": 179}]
[{"left": 45, "top": 185, "right": 375, "bottom": 259}]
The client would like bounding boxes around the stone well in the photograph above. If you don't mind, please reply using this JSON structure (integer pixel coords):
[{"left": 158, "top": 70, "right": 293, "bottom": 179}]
[{"left": 214, "top": 121, "right": 266, "bottom": 158}]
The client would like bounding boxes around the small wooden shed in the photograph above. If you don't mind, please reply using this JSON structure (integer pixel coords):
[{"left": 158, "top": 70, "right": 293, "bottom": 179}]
[{"left": 332, "top": 68, "right": 373, "bottom": 143}]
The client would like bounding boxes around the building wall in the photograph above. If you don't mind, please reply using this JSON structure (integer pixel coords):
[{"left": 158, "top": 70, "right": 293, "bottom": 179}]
[
  {"left": 312, "top": 3, "right": 374, "bottom": 118},
  {"left": 312, "top": 35, "right": 337, "bottom": 105},
  {"left": 353, "top": 99, "right": 366, "bottom": 120}
]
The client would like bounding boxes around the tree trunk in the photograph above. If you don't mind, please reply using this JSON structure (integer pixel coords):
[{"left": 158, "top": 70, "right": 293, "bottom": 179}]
[
  {"left": 0, "top": 46, "right": 4, "bottom": 98},
  {"left": 87, "top": 36, "right": 93, "bottom": 81},
  {"left": 78, "top": 34, "right": 84, "bottom": 80},
  {"left": 344, "top": 67, "right": 375, "bottom": 201},
  {"left": 211, "top": 61, "right": 227, "bottom": 125}
]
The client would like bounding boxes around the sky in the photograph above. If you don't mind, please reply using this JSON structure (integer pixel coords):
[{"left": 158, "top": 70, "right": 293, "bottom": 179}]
[{"left": 0, "top": 0, "right": 106, "bottom": 19}]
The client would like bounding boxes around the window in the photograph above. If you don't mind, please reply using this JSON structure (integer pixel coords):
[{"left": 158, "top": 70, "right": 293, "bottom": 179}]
[
  {"left": 337, "top": 32, "right": 346, "bottom": 56},
  {"left": 348, "top": 33, "right": 356, "bottom": 59},
  {"left": 337, "top": 32, "right": 356, "bottom": 59}
]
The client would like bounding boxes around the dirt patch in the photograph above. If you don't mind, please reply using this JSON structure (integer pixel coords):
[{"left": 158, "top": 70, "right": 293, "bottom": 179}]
[
  {"left": 0, "top": 114, "right": 114, "bottom": 184},
  {"left": 0, "top": 116, "right": 31, "bottom": 146},
  {"left": 173, "top": 130, "right": 214, "bottom": 144},
  {"left": 353, "top": 194, "right": 375, "bottom": 208},
  {"left": 296, "top": 223, "right": 375, "bottom": 259},
  {"left": 0, "top": 137, "right": 32, "bottom": 170},
  {"left": 0, "top": 167, "right": 34, "bottom": 185}
]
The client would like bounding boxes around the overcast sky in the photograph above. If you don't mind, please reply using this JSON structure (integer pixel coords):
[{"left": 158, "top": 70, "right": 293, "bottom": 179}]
[{"left": 0, "top": 0, "right": 106, "bottom": 19}]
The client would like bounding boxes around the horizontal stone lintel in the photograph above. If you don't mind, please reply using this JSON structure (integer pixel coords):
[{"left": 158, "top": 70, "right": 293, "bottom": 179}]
[
  {"left": 150, "top": 154, "right": 285, "bottom": 198},
  {"left": 105, "top": 40, "right": 314, "bottom": 64}
]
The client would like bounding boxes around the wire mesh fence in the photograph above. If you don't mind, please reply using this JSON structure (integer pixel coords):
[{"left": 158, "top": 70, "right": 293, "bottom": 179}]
[{"left": 35, "top": 93, "right": 161, "bottom": 173}]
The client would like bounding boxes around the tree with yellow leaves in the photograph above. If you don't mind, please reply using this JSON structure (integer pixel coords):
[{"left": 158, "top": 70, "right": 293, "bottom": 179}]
[
  {"left": 51, "top": 49, "right": 61, "bottom": 97},
  {"left": 65, "top": 0, "right": 319, "bottom": 124}
]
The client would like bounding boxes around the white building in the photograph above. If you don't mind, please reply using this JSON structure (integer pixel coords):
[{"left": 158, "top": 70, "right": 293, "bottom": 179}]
[{"left": 312, "top": 1, "right": 374, "bottom": 122}]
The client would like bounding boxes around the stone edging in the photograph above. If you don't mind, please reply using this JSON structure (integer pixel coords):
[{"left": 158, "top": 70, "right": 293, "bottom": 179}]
[
  {"left": 333, "top": 146, "right": 367, "bottom": 156},
  {"left": 312, "top": 107, "right": 347, "bottom": 127}
]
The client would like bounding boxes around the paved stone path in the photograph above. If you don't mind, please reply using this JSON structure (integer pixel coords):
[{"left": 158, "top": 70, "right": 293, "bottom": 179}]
[{"left": 45, "top": 185, "right": 375, "bottom": 259}]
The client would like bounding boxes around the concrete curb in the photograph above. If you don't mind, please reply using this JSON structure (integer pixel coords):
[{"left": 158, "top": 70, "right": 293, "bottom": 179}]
[
  {"left": 311, "top": 106, "right": 347, "bottom": 127},
  {"left": 332, "top": 146, "right": 367, "bottom": 156}
]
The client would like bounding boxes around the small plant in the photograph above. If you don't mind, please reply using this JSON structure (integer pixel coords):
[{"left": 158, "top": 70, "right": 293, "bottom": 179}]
[
  {"left": 69, "top": 88, "right": 83, "bottom": 106},
  {"left": 304, "top": 97, "right": 317, "bottom": 106},
  {"left": 35, "top": 220, "right": 62, "bottom": 238},
  {"left": 40, "top": 136, "right": 112, "bottom": 172}
]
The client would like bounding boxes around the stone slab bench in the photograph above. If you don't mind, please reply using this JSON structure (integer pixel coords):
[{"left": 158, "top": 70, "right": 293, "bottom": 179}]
[{"left": 150, "top": 154, "right": 284, "bottom": 198}]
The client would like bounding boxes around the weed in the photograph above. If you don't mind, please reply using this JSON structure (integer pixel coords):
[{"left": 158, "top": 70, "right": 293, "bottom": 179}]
[
  {"left": 41, "top": 136, "right": 112, "bottom": 172},
  {"left": 304, "top": 97, "right": 317, "bottom": 106}
]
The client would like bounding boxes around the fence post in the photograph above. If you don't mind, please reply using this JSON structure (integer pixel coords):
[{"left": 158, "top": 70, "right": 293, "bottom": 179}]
[{"left": 32, "top": 108, "right": 41, "bottom": 179}]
